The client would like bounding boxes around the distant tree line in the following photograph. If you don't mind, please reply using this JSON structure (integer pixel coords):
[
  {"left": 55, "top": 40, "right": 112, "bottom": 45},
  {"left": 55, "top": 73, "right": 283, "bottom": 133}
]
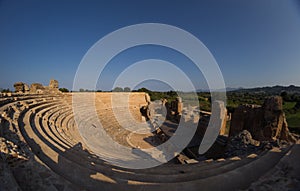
[
  {"left": 281, "top": 91, "right": 300, "bottom": 114},
  {"left": 59, "top": 88, "right": 69, "bottom": 92},
  {"left": 280, "top": 91, "right": 300, "bottom": 102},
  {"left": 75, "top": 87, "right": 132, "bottom": 92},
  {"left": 132, "top": 88, "right": 180, "bottom": 102},
  {"left": 112, "top": 87, "right": 131, "bottom": 92},
  {"left": 0, "top": 88, "right": 11, "bottom": 93}
]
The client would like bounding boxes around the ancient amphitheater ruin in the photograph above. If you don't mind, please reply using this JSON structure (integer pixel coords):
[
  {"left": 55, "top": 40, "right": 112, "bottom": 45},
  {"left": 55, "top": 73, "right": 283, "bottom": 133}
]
[{"left": 0, "top": 80, "right": 299, "bottom": 190}]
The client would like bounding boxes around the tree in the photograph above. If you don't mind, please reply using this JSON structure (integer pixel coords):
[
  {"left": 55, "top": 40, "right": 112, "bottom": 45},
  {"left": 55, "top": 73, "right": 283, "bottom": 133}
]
[
  {"left": 294, "top": 101, "right": 300, "bottom": 111},
  {"left": 166, "top": 90, "right": 177, "bottom": 98},
  {"left": 124, "top": 87, "right": 131, "bottom": 92},
  {"left": 137, "top": 88, "right": 151, "bottom": 93},
  {"left": 280, "top": 91, "right": 289, "bottom": 101},
  {"left": 112, "top": 87, "right": 123, "bottom": 92},
  {"left": 1, "top": 88, "right": 10, "bottom": 93},
  {"left": 79, "top": 88, "right": 85, "bottom": 92},
  {"left": 59, "top": 88, "right": 69, "bottom": 92}
]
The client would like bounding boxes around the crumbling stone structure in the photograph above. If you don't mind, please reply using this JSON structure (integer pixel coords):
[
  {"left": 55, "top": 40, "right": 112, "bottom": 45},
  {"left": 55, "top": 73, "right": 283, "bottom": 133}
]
[
  {"left": 188, "top": 101, "right": 227, "bottom": 147},
  {"left": 30, "top": 83, "right": 45, "bottom": 94},
  {"left": 24, "top": 84, "right": 30, "bottom": 92},
  {"left": 49, "top": 79, "right": 59, "bottom": 89},
  {"left": 229, "top": 96, "right": 296, "bottom": 142},
  {"left": 13, "top": 82, "right": 30, "bottom": 93},
  {"left": 14, "top": 82, "right": 25, "bottom": 93},
  {"left": 163, "top": 97, "right": 184, "bottom": 123},
  {"left": 170, "top": 97, "right": 183, "bottom": 115},
  {"left": 216, "top": 101, "right": 227, "bottom": 135},
  {"left": 13, "top": 79, "right": 60, "bottom": 94}
]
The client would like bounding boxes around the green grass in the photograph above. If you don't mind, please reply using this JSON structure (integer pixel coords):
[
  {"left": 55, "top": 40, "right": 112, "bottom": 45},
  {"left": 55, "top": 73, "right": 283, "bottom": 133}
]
[
  {"left": 286, "top": 112, "right": 300, "bottom": 128},
  {"left": 283, "top": 101, "right": 296, "bottom": 110},
  {"left": 283, "top": 101, "right": 300, "bottom": 131},
  {"left": 226, "top": 99, "right": 239, "bottom": 108},
  {"left": 199, "top": 100, "right": 211, "bottom": 111}
]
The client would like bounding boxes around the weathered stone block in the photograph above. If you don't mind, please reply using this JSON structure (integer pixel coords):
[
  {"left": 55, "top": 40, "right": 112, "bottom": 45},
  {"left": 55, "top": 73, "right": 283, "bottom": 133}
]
[{"left": 229, "top": 96, "right": 296, "bottom": 142}]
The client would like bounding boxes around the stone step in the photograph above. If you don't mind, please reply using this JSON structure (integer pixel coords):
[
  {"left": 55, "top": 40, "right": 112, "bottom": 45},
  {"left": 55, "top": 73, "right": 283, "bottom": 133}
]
[{"left": 1, "top": 93, "right": 295, "bottom": 191}]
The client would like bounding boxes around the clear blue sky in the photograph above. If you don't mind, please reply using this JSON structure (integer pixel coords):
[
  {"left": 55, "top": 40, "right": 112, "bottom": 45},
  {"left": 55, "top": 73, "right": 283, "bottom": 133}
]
[{"left": 1, "top": 0, "right": 300, "bottom": 91}]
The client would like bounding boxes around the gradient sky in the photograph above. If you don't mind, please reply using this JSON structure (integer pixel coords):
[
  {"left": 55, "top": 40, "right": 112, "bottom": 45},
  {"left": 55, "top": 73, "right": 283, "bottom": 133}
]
[{"left": 1, "top": 0, "right": 300, "bottom": 91}]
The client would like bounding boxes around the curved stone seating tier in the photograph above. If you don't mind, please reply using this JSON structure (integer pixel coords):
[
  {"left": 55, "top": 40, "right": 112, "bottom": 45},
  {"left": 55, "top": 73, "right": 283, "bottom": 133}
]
[
  {"left": 16, "top": 104, "right": 295, "bottom": 190},
  {"left": 46, "top": 107, "right": 75, "bottom": 146},
  {"left": 29, "top": 100, "right": 82, "bottom": 150},
  {"left": 0, "top": 94, "right": 50, "bottom": 107},
  {"left": 64, "top": 115, "right": 80, "bottom": 143},
  {"left": 71, "top": 102, "right": 132, "bottom": 147},
  {"left": 52, "top": 98, "right": 274, "bottom": 170},
  {"left": 0, "top": 97, "right": 61, "bottom": 129},
  {"left": 56, "top": 110, "right": 79, "bottom": 144},
  {"left": 0, "top": 94, "right": 62, "bottom": 115},
  {"left": 84, "top": 107, "right": 138, "bottom": 147},
  {"left": 59, "top": 113, "right": 85, "bottom": 145},
  {"left": 17, "top": 103, "right": 168, "bottom": 189},
  {"left": 58, "top": 109, "right": 88, "bottom": 146},
  {"left": 21, "top": 102, "right": 220, "bottom": 180},
  {"left": 0, "top": 97, "right": 14, "bottom": 107},
  {"left": 73, "top": 111, "right": 268, "bottom": 181},
  {"left": 32, "top": 106, "right": 69, "bottom": 151},
  {"left": 18, "top": 110, "right": 120, "bottom": 190},
  {"left": 50, "top": 107, "right": 76, "bottom": 143},
  {"left": 37, "top": 104, "right": 74, "bottom": 149},
  {"left": 32, "top": 111, "right": 91, "bottom": 162},
  {"left": 1, "top": 93, "right": 297, "bottom": 190}
]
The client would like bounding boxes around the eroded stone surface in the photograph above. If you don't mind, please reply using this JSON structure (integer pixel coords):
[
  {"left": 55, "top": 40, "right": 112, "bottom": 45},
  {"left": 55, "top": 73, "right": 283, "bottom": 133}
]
[
  {"left": 229, "top": 96, "right": 296, "bottom": 142},
  {"left": 225, "top": 130, "right": 262, "bottom": 158},
  {"left": 30, "top": 83, "right": 45, "bottom": 94},
  {"left": 49, "top": 79, "right": 59, "bottom": 89},
  {"left": 13, "top": 82, "right": 25, "bottom": 93}
]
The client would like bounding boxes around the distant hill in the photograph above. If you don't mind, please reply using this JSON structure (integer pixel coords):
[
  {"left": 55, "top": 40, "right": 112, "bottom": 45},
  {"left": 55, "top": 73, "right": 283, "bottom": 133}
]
[
  {"left": 196, "top": 85, "right": 300, "bottom": 94},
  {"left": 234, "top": 85, "right": 300, "bottom": 94},
  {"left": 196, "top": 87, "right": 242, "bottom": 92},
  {"left": 226, "top": 87, "right": 243, "bottom": 92}
]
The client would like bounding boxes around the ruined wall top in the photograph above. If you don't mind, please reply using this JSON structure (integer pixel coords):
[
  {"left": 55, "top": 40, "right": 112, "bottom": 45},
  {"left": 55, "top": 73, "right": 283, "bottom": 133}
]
[
  {"left": 263, "top": 96, "right": 282, "bottom": 111},
  {"left": 49, "top": 79, "right": 59, "bottom": 89},
  {"left": 229, "top": 96, "right": 296, "bottom": 142},
  {"left": 13, "top": 79, "right": 59, "bottom": 94}
]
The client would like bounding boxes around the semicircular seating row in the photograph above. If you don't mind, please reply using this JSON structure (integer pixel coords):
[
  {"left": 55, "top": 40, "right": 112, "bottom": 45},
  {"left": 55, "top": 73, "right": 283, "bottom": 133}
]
[{"left": 0, "top": 93, "right": 293, "bottom": 191}]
